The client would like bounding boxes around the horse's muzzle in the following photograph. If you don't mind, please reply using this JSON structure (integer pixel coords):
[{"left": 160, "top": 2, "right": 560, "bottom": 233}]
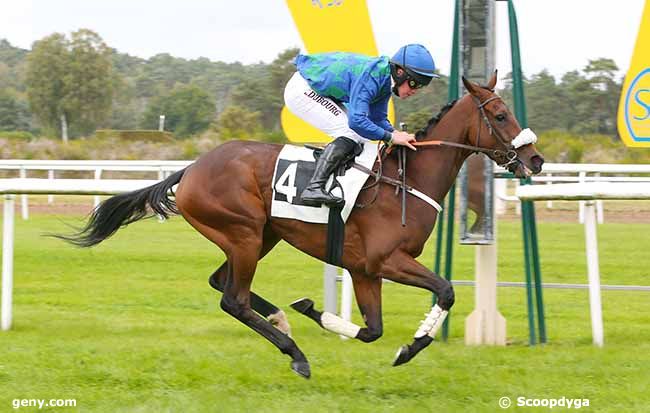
[{"left": 530, "top": 154, "right": 544, "bottom": 174}]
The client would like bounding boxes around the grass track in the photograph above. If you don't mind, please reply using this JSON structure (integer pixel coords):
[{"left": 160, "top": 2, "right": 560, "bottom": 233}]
[{"left": 0, "top": 213, "right": 649, "bottom": 412}]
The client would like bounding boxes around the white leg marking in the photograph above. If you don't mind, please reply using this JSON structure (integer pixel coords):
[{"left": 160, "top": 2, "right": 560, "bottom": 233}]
[
  {"left": 321, "top": 311, "right": 361, "bottom": 338},
  {"left": 414, "top": 304, "right": 449, "bottom": 339},
  {"left": 268, "top": 310, "right": 292, "bottom": 337}
]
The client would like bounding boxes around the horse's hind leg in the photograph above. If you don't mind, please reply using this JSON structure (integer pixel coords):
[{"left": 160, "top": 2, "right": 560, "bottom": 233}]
[
  {"left": 220, "top": 242, "right": 310, "bottom": 378},
  {"left": 290, "top": 272, "right": 383, "bottom": 342},
  {"left": 209, "top": 231, "right": 291, "bottom": 335},
  {"left": 209, "top": 264, "right": 290, "bottom": 335}
]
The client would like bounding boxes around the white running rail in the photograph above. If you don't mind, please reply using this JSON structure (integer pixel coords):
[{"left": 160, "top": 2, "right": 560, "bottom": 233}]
[{"left": 1, "top": 178, "right": 160, "bottom": 331}]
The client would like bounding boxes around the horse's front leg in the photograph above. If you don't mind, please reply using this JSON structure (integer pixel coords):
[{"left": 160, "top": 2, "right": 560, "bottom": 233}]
[
  {"left": 351, "top": 272, "right": 383, "bottom": 342},
  {"left": 379, "top": 250, "right": 455, "bottom": 366}
]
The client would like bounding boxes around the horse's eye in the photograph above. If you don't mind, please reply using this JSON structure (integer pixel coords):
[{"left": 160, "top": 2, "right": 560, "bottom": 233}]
[{"left": 495, "top": 114, "right": 506, "bottom": 122}]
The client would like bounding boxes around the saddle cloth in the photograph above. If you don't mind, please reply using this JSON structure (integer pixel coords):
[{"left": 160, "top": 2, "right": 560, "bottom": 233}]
[{"left": 271, "top": 142, "right": 378, "bottom": 224}]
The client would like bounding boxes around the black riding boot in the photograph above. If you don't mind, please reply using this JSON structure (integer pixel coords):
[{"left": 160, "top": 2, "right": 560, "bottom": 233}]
[{"left": 301, "top": 136, "right": 358, "bottom": 207}]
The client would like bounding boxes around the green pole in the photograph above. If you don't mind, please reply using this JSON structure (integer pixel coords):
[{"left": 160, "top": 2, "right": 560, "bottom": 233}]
[
  {"left": 434, "top": 210, "right": 445, "bottom": 276},
  {"left": 507, "top": 0, "right": 527, "bottom": 125},
  {"left": 438, "top": 0, "right": 462, "bottom": 342},
  {"left": 528, "top": 200, "right": 547, "bottom": 343},
  {"left": 448, "top": 0, "right": 461, "bottom": 103},
  {"left": 520, "top": 180, "right": 537, "bottom": 345},
  {"left": 508, "top": 0, "right": 545, "bottom": 344},
  {"left": 442, "top": 184, "right": 456, "bottom": 341}
]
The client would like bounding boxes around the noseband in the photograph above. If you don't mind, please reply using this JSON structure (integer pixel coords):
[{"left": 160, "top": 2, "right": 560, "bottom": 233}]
[{"left": 473, "top": 95, "right": 520, "bottom": 171}]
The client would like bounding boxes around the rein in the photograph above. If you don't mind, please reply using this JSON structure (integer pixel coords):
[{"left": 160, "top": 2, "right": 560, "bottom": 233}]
[{"left": 410, "top": 139, "right": 517, "bottom": 169}]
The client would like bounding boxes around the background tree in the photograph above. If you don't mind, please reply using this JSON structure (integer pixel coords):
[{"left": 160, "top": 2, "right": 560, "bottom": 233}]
[
  {"left": 394, "top": 74, "right": 450, "bottom": 133},
  {"left": 25, "top": 30, "right": 115, "bottom": 141},
  {"left": 229, "top": 48, "right": 299, "bottom": 132},
  {"left": 229, "top": 77, "right": 275, "bottom": 128},
  {"left": 584, "top": 58, "right": 620, "bottom": 135},
  {"left": 64, "top": 29, "right": 115, "bottom": 137},
  {"left": 216, "top": 105, "right": 263, "bottom": 140},
  {"left": 0, "top": 90, "right": 32, "bottom": 131},
  {"left": 25, "top": 33, "right": 69, "bottom": 140},
  {"left": 141, "top": 84, "right": 214, "bottom": 138},
  {"left": 503, "top": 70, "right": 571, "bottom": 133},
  {"left": 0, "top": 39, "right": 29, "bottom": 93},
  {"left": 108, "top": 75, "right": 140, "bottom": 130},
  {"left": 268, "top": 47, "right": 300, "bottom": 129}
]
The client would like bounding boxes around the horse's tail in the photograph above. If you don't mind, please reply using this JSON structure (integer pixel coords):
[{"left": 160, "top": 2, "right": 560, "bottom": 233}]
[{"left": 55, "top": 168, "right": 187, "bottom": 248}]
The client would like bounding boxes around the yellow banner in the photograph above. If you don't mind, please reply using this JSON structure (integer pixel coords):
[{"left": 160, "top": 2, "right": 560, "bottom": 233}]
[
  {"left": 282, "top": 0, "right": 395, "bottom": 143},
  {"left": 617, "top": 0, "right": 650, "bottom": 147}
]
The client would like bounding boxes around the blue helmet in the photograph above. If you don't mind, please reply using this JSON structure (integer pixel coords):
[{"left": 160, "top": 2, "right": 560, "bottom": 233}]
[{"left": 390, "top": 44, "right": 439, "bottom": 87}]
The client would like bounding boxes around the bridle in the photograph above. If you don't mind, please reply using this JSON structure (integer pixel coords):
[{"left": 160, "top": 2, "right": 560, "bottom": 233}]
[
  {"left": 412, "top": 92, "right": 521, "bottom": 172},
  {"left": 355, "top": 92, "right": 533, "bottom": 209}
]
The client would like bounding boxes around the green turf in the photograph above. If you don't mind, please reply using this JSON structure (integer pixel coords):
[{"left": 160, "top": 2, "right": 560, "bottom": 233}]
[{"left": 0, "top": 214, "right": 649, "bottom": 412}]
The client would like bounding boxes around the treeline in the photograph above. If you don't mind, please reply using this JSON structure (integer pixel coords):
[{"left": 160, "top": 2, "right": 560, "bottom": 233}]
[
  {"left": 0, "top": 30, "right": 644, "bottom": 163},
  {"left": 0, "top": 31, "right": 296, "bottom": 142}
]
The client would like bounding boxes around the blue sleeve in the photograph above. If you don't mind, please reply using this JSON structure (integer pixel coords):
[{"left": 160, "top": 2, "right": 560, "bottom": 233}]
[
  {"left": 369, "top": 94, "right": 394, "bottom": 132},
  {"left": 347, "top": 74, "right": 393, "bottom": 141}
]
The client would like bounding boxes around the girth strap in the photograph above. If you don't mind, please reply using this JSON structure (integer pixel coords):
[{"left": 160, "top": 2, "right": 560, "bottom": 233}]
[{"left": 351, "top": 162, "right": 442, "bottom": 213}]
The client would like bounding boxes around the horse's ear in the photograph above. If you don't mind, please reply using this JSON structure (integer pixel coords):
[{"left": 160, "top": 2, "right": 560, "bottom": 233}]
[
  {"left": 487, "top": 70, "right": 498, "bottom": 90},
  {"left": 462, "top": 76, "right": 479, "bottom": 96}
]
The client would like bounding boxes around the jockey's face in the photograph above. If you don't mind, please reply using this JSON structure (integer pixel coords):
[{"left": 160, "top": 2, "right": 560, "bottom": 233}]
[{"left": 396, "top": 68, "right": 422, "bottom": 99}]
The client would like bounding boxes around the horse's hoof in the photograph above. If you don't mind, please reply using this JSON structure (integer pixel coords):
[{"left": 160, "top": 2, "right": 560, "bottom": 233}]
[
  {"left": 290, "top": 298, "right": 314, "bottom": 314},
  {"left": 291, "top": 360, "right": 311, "bottom": 379},
  {"left": 392, "top": 344, "right": 412, "bottom": 367}
]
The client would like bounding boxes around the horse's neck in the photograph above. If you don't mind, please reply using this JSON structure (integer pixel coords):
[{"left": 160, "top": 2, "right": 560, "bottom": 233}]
[{"left": 411, "top": 99, "right": 473, "bottom": 202}]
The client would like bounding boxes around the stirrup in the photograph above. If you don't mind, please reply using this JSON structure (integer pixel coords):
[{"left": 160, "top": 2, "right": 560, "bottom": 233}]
[{"left": 301, "top": 189, "right": 343, "bottom": 207}]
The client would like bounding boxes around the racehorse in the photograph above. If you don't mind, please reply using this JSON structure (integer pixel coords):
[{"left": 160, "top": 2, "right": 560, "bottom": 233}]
[{"left": 58, "top": 72, "right": 544, "bottom": 379}]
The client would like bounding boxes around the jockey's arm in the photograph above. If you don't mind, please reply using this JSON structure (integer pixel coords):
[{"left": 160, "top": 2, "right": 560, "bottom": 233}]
[
  {"left": 348, "top": 79, "right": 393, "bottom": 143},
  {"left": 368, "top": 94, "right": 394, "bottom": 133},
  {"left": 348, "top": 81, "right": 415, "bottom": 149}
]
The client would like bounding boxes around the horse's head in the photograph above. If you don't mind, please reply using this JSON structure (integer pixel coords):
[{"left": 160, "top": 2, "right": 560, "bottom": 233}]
[{"left": 462, "top": 71, "right": 544, "bottom": 178}]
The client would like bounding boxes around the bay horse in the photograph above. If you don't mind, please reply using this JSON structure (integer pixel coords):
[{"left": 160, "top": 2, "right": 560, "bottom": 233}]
[{"left": 58, "top": 72, "right": 544, "bottom": 379}]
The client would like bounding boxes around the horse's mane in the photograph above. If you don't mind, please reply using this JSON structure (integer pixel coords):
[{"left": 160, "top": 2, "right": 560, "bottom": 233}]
[{"left": 415, "top": 99, "right": 458, "bottom": 140}]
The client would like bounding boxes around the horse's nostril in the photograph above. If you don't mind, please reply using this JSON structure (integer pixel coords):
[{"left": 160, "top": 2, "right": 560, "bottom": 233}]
[{"left": 531, "top": 155, "right": 545, "bottom": 173}]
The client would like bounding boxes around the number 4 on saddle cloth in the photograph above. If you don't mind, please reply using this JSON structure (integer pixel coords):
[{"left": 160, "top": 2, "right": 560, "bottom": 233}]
[{"left": 271, "top": 142, "right": 378, "bottom": 266}]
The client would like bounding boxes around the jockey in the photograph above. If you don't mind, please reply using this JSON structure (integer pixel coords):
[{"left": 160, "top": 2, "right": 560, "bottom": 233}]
[{"left": 284, "top": 44, "right": 440, "bottom": 207}]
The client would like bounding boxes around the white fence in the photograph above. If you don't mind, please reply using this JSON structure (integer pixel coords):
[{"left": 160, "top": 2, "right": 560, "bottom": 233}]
[
  {"left": 516, "top": 182, "right": 650, "bottom": 347},
  {"left": 0, "top": 178, "right": 159, "bottom": 331},
  {"left": 0, "top": 160, "right": 191, "bottom": 218},
  {"left": 3, "top": 160, "right": 649, "bottom": 221},
  {"left": 494, "top": 163, "right": 650, "bottom": 223}
]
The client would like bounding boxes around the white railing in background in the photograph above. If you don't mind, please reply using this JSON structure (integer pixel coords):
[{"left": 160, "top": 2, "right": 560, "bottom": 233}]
[
  {"left": 0, "top": 178, "right": 160, "bottom": 331},
  {"left": 0, "top": 160, "right": 191, "bottom": 219},
  {"left": 494, "top": 163, "right": 650, "bottom": 224},
  {"left": 516, "top": 182, "right": 650, "bottom": 347},
  {"left": 2, "top": 160, "right": 650, "bottom": 222}
]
